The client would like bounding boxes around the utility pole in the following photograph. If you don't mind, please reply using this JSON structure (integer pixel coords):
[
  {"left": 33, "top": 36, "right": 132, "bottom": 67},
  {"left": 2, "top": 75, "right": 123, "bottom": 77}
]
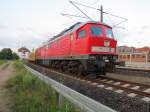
[{"left": 100, "top": 5, "right": 103, "bottom": 23}]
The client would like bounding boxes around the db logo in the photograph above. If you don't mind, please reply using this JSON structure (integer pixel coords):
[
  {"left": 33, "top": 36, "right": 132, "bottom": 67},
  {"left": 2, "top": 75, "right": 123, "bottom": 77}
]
[{"left": 104, "top": 40, "right": 110, "bottom": 47}]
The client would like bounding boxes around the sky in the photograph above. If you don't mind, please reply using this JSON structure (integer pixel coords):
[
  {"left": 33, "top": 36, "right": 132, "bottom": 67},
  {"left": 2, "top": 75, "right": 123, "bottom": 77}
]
[{"left": 0, "top": 0, "right": 150, "bottom": 51}]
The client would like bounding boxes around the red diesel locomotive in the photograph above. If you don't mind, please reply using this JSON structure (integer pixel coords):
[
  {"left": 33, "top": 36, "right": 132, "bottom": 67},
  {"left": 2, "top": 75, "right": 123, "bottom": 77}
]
[{"left": 35, "top": 21, "right": 117, "bottom": 77}]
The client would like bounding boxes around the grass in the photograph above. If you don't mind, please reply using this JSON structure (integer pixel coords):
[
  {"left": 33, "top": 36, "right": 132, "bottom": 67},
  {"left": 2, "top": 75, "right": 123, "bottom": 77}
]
[
  {"left": 6, "top": 61, "right": 78, "bottom": 112},
  {"left": 1, "top": 62, "right": 10, "bottom": 69},
  {"left": 0, "top": 60, "right": 5, "bottom": 65}
]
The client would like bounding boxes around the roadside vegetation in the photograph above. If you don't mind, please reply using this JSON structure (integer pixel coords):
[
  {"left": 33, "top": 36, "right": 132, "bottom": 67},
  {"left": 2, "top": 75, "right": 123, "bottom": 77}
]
[
  {"left": 0, "top": 60, "right": 5, "bottom": 65},
  {"left": 0, "top": 48, "right": 19, "bottom": 60},
  {"left": 0, "top": 48, "right": 19, "bottom": 66},
  {"left": 6, "top": 61, "right": 77, "bottom": 112}
]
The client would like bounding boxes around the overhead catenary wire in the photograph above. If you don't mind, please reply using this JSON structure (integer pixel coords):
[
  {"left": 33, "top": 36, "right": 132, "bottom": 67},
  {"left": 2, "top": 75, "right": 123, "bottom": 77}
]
[
  {"left": 69, "top": 1, "right": 127, "bottom": 21},
  {"left": 105, "top": 14, "right": 126, "bottom": 29},
  {"left": 69, "top": 0, "right": 98, "bottom": 10},
  {"left": 112, "top": 20, "right": 127, "bottom": 28},
  {"left": 69, "top": 1, "right": 93, "bottom": 21},
  {"left": 61, "top": 13, "right": 90, "bottom": 19},
  {"left": 61, "top": 1, "right": 97, "bottom": 21},
  {"left": 61, "top": 1, "right": 128, "bottom": 29},
  {"left": 89, "top": 0, "right": 100, "bottom": 5}
]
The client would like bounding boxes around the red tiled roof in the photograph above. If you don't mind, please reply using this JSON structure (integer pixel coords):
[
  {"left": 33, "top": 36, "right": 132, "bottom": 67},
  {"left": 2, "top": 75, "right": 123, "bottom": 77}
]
[
  {"left": 135, "top": 47, "right": 150, "bottom": 52},
  {"left": 18, "top": 47, "right": 30, "bottom": 53}
]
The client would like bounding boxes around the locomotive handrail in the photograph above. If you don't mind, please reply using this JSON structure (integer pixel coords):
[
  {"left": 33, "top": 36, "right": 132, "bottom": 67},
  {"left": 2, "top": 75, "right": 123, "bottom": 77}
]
[{"left": 25, "top": 65, "right": 116, "bottom": 112}]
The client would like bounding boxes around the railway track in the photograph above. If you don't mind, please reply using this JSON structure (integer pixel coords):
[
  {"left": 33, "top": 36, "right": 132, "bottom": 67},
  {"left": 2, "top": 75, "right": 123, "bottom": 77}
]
[
  {"left": 116, "top": 66, "right": 150, "bottom": 77},
  {"left": 27, "top": 62, "right": 150, "bottom": 102},
  {"left": 79, "top": 76, "right": 150, "bottom": 99}
]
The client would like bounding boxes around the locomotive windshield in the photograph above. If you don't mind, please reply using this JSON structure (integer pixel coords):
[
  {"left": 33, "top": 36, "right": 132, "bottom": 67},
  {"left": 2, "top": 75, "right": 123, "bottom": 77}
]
[
  {"left": 90, "top": 26, "right": 102, "bottom": 36},
  {"left": 106, "top": 29, "right": 114, "bottom": 38}
]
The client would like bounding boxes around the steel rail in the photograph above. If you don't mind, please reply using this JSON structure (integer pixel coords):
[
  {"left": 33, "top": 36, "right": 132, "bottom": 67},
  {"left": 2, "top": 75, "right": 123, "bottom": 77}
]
[
  {"left": 116, "top": 67, "right": 150, "bottom": 72},
  {"left": 98, "top": 76, "right": 150, "bottom": 88},
  {"left": 85, "top": 77, "right": 150, "bottom": 97}
]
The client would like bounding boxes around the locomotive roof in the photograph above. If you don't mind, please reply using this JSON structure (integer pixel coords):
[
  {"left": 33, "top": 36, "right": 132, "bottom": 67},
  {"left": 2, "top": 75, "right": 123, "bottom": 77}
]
[
  {"left": 49, "top": 22, "right": 83, "bottom": 41},
  {"left": 48, "top": 21, "right": 111, "bottom": 42}
]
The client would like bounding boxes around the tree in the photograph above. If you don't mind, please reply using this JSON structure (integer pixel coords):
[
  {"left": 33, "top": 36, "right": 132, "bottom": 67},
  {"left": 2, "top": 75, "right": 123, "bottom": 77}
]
[
  {"left": 12, "top": 52, "right": 19, "bottom": 60},
  {"left": 0, "top": 48, "right": 13, "bottom": 60},
  {"left": 0, "top": 48, "right": 20, "bottom": 60},
  {"left": 0, "top": 52, "right": 3, "bottom": 59}
]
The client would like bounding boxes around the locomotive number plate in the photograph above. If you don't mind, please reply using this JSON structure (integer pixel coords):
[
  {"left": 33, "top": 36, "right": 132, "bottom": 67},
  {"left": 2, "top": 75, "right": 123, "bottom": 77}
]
[{"left": 91, "top": 46, "right": 110, "bottom": 52}]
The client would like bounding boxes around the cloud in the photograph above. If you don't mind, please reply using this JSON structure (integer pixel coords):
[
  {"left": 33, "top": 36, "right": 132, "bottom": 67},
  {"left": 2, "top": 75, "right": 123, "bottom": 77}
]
[
  {"left": 116, "top": 25, "right": 150, "bottom": 47},
  {"left": 0, "top": 24, "right": 8, "bottom": 30},
  {"left": 0, "top": 27, "right": 50, "bottom": 52},
  {"left": 0, "top": 0, "right": 150, "bottom": 51}
]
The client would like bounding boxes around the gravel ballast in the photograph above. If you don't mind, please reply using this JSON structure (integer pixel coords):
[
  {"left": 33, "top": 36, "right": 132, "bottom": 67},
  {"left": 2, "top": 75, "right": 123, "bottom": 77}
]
[{"left": 27, "top": 63, "right": 150, "bottom": 112}]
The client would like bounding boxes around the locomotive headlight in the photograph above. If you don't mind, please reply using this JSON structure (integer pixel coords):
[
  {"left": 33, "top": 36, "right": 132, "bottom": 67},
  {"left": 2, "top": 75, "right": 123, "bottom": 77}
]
[{"left": 104, "top": 40, "right": 110, "bottom": 47}]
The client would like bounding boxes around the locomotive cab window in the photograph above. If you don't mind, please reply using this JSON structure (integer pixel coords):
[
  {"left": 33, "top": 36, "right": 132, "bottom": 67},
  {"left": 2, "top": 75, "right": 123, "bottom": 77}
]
[
  {"left": 90, "top": 26, "right": 102, "bottom": 36},
  {"left": 106, "top": 29, "right": 114, "bottom": 38},
  {"left": 78, "top": 30, "right": 86, "bottom": 39}
]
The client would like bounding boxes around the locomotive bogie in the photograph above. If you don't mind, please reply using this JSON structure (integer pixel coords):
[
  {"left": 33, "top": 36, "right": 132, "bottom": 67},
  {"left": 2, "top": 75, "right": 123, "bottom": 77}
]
[{"left": 34, "top": 53, "right": 116, "bottom": 77}]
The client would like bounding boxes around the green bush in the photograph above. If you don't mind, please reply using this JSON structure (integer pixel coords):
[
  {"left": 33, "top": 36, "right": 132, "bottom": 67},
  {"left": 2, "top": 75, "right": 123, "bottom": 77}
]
[
  {"left": 6, "top": 61, "right": 76, "bottom": 112},
  {"left": 0, "top": 48, "right": 19, "bottom": 60}
]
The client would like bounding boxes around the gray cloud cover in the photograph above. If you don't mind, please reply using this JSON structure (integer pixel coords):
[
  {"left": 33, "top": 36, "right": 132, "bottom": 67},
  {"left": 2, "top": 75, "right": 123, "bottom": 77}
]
[{"left": 0, "top": 0, "right": 150, "bottom": 52}]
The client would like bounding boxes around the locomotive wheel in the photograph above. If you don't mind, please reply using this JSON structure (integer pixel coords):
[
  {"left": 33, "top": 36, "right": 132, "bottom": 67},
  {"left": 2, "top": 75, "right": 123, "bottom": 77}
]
[
  {"left": 102, "top": 67, "right": 106, "bottom": 75},
  {"left": 78, "top": 65, "right": 87, "bottom": 76},
  {"left": 67, "top": 61, "right": 78, "bottom": 74},
  {"left": 59, "top": 61, "right": 63, "bottom": 71},
  {"left": 51, "top": 61, "right": 55, "bottom": 68},
  {"left": 96, "top": 67, "right": 106, "bottom": 78},
  {"left": 63, "top": 61, "right": 69, "bottom": 73},
  {"left": 60, "top": 61, "right": 67, "bottom": 72},
  {"left": 111, "top": 65, "right": 116, "bottom": 73},
  {"left": 96, "top": 74, "right": 100, "bottom": 78},
  {"left": 68, "top": 61, "right": 73, "bottom": 73}
]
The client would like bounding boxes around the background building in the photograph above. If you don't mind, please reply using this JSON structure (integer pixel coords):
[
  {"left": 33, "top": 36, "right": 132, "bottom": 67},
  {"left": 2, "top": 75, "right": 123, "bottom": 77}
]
[
  {"left": 18, "top": 47, "right": 30, "bottom": 59},
  {"left": 117, "top": 46, "right": 150, "bottom": 63}
]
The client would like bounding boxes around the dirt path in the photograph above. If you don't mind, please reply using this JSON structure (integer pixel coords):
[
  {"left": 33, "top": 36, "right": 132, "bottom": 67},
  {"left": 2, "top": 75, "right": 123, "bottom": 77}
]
[{"left": 0, "top": 62, "right": 14, "bottom": 112}]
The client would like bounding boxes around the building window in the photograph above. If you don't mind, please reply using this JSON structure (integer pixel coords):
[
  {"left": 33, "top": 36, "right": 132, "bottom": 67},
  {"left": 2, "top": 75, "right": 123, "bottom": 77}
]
[
  {"left": 132, "top": 55, "right": 135, "bottom": 58},
  {"left": 142, "top": 55, "right": 145, "bottom": 58},
  {"left": 120, "top": 55, "right": 122, "bottom": 59},
  {"left": 136, "top": 54, "right": 140, "bottom": 58},
  {"left": 123, "top": 55, "right": 126, "bottom": 59}
]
